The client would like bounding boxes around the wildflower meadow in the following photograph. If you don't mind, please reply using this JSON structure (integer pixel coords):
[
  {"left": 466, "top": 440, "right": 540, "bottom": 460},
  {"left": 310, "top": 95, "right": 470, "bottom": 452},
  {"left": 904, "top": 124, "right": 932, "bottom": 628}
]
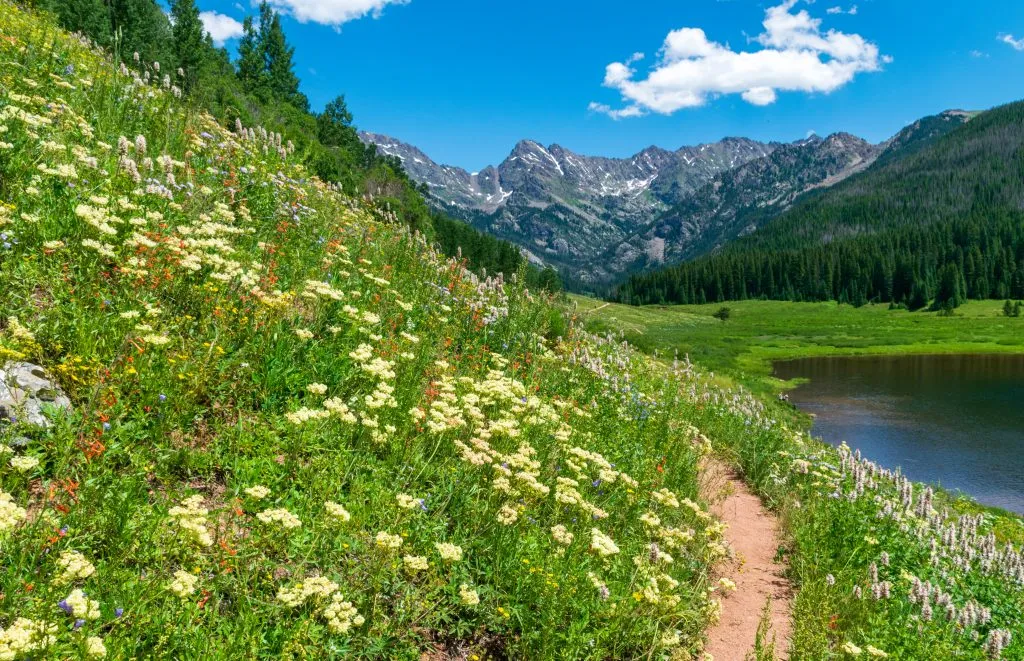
[
  {"left": 0, "top": 4, "right": 726, "bottom": 658},
  {"left": 0, "top": 2, "right": 1021, "bottom": 659}
]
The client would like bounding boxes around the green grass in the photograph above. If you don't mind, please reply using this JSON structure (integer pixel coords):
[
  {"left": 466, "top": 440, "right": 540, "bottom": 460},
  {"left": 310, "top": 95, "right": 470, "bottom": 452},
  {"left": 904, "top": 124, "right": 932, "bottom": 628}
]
[{"left": 574, "top": 297, "right": 1024, "bottom": 393}]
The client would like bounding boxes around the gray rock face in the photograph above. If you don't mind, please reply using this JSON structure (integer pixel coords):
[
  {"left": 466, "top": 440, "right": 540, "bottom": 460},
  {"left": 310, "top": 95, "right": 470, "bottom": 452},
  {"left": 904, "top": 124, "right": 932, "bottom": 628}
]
[
  {"left": 359, "top": 131, "right": 776, "bottom": 279},
  {"left": 0, "top": 362, "right": 72, "bottom": 428},
  {"left": 591, "top": 132, "right": 883, "bottom": 280}
]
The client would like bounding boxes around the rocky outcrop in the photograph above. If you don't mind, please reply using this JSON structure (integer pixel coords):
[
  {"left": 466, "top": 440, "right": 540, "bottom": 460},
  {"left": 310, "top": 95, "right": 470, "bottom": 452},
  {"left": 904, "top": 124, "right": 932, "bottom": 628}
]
[{"left": 0, "top": 361, "right": 73, "bottom": 428}]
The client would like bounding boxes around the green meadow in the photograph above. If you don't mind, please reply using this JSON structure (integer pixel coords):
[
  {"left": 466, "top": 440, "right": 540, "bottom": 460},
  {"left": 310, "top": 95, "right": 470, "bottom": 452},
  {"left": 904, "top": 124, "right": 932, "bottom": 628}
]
[{"left": 574, "top": 297, "right": 1024, "bottom": 391}]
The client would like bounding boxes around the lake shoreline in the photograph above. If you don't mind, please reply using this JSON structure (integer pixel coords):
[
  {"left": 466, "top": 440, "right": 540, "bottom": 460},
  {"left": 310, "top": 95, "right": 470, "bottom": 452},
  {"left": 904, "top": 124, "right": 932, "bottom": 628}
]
[{"left": 775, "top": 353, "right": 1024, "bottom": 519}]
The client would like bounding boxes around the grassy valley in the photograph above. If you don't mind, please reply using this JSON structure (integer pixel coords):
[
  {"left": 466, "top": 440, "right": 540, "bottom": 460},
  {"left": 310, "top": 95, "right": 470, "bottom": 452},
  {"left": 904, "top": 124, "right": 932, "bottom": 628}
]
[{"left": 575, "top": 297, "right": 1024, "bottom": 391}]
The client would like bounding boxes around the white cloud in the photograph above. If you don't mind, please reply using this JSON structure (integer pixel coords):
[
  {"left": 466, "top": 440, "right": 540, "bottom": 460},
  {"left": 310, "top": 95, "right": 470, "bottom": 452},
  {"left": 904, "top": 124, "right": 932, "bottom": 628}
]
[
  {"left": 742, "top": 87, "right": 777, "bottom": 105},
  {"left": 999, "top": 33, "right": 1024, "bottom": 51},
  {"left": 587, "top": 102, "right": 645, "bottom": 120},
  {"left": 970, "top": 50, "right": 988, "bottom": 59},
  {"left": 827, "top": 5, "right": 858, "bottom": 15},
  {"left": 263, "top": 0, "right": 409, "bottom": 29},
  {"left": 200, "top": 11, "right": 245, "bottom": 46},
  {"left": 590, "top": 0, "right": 886, "bottom": 117}
]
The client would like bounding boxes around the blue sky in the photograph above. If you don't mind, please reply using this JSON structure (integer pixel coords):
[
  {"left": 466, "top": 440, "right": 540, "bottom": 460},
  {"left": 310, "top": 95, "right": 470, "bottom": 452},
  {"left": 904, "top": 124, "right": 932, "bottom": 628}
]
[{"left": 198, "top": 0, "right": 1024, "bottom": 171}]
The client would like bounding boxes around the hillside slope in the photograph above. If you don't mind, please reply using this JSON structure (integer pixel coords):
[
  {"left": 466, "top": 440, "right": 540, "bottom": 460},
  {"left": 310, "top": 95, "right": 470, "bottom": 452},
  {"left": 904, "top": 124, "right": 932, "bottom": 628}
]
[{"left": 0, "top": 5, "right": 729, "bottom": 658}]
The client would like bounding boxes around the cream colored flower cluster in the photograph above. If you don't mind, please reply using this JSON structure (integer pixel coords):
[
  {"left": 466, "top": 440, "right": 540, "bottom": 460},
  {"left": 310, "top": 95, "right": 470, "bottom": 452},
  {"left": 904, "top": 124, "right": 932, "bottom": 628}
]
[
  {"left": 168, "top": 495, "right": 213, "bottom": 547},
  {"left": 458, "top": 583, "right": 480, "bottom": 606},
  {"left": 244, "top": 485, "right": 270, "bottom": 500},
  {"left": 277, "top": 577, "right": 364, "bottom": 635},
  {"left": 402, "top": 555, "right": 429, "bottom": 572},
  {"left": 276, "top": 576, "right": 339, "bottom": 607},
  {"left": 285, "top": 406, "right": 331, "bottom": 425},
  {"left": 55, "top": 550, "right": 96, "bottom": 584},
  {"left": 168, "top": 570, "right": 199, "bottom": 598},
  {"left": 0, "top": 490, "right": 27, "bottom": 533},
  {"left": 374, "top": 531, "right": 403, "bottom": 550},
  {"left": 256, "top": 508, "right": 302, "bottom": 529},
  {"left": 322, "top": 593, "right": 365, "bottom": 634},
  {"left": 396, "top": 494, "right": 424, "bottom": 510},
  {"left": 0, "top": 617, "right": 57, "bottom": 660},
  {"left": 589, "top": 528, "right": 621, "bottom": 557},
  {"left": 434, "top": 542, "right": 463, "bottom": 562},
  {"left": 554, "top": 477, "right": 607, "bottom": 520},
  {"left": 422, "top": 374, "right": 466, "bottom": 434},
  {"left": 63, "top": 588, "right": 101, "bottom": 620},
  {"left": 324, "top": 501, "right": 351, "bottom": 522}
]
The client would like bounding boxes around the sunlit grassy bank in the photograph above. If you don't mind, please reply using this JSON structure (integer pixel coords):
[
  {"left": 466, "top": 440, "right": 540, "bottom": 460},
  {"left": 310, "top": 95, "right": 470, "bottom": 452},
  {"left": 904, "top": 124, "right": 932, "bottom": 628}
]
[{"left": 575, "top": 297, "right": 1024, "bottom": 393}]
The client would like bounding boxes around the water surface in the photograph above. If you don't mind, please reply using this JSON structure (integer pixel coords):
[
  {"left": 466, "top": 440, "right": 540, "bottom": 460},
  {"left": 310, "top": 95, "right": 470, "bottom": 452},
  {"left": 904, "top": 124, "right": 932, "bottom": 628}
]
[{"left": 773, "top": 354, "right": 1024, "bottom": 514}]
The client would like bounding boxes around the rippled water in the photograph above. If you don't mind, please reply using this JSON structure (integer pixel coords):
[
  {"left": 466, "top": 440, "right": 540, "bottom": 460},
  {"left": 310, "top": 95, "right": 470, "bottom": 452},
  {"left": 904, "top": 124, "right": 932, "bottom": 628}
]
[{"left": 773, "top": 354, "right": 1024, "bottom": 514}]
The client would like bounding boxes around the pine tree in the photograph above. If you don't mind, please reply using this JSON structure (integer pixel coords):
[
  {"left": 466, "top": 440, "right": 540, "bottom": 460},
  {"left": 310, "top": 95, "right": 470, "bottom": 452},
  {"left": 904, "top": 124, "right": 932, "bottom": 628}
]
[
  {"left": 260, "top": 3, "right": 307, "bottom": 110},
  {"left": 236, "top": 16, "right": 265, "bottom": 94},
  {"left": 908, "top": 282, "right": 929, "bottom": 311},
  {"left": 43, "top": 0, "right": 112, "bottom": 46},
  {"left": 932, "top": 264, "right": 965, "bottom": 311},
  {"left": 108, "top": 0, "right": 172, "bottom": 66},
  {"left": 168, "top": 0, "right": 204, "bottom": 92},
  {"left": 170, "top": 0, "right": 206, "bottom": 92}
]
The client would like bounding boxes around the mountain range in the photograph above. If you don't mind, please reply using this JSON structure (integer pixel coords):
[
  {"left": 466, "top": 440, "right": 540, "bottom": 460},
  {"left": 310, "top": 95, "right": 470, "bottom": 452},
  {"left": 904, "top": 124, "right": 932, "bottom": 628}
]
[
  {"left": 361, "top": 109, "right": 974, "bottom": 287},
  {"left": 614, "top": 102, "right": 1024, "bottom": 308}
]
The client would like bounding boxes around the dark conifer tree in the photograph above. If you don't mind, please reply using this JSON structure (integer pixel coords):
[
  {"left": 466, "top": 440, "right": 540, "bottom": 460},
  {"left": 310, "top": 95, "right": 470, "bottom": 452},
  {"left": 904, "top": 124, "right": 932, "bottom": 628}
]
[
  {"left": 170, "top": 0, "right": 206, "bottom": 92},
  {"left": 259, "top": 3, "right": 307, "bottom": 110},
  {"left": 43, "top": 0, "right": 112, "bottom": 46},
  {"left": 108, "top": 0, "right": 172, "bottom": 66},
  {"left": 236, "top": 16, "right": 265, "bottom": 95}
]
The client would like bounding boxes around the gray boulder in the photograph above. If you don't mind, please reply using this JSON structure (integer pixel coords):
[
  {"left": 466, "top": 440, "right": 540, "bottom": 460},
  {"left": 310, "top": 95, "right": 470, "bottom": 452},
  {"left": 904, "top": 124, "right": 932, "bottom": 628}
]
[{"left": 0, "top": 361, "right": 73, "bottom": 428}]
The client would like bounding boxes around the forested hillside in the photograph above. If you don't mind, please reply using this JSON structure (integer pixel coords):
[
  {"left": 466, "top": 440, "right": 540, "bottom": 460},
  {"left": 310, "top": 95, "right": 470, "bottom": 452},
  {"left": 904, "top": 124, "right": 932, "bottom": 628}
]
[
  {"left": 614, "top": 102, "right": 1024, "bottom": 309},
  {"left": 29, "top": 0, "right": 555, "bottom": 290}
]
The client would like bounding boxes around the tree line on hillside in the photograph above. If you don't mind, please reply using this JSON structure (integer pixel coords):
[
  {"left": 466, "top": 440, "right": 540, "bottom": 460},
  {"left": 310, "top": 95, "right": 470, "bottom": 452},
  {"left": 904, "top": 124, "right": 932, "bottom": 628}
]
[
  {"left": 614, "top": 102, "right": 1024, "bottom": 311},
  {"left": 25, "top": 0, "right": 560, "bottom": 291},
  {"left": 614, "top": 211, "right": 1024, "bottom": 310}
]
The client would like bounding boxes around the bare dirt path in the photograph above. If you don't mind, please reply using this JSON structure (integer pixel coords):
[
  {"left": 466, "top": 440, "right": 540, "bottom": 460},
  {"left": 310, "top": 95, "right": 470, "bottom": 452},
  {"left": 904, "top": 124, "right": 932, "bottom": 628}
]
[{"left": 702, "top": 459, "right": 793, "bottom": 660}]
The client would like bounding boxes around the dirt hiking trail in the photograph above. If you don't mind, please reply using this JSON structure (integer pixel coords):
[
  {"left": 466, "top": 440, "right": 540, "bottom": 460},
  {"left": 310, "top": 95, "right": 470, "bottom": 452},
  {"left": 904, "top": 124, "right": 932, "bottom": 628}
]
[{"left": 702, "top": 459, "right": 793, "bottom": 660}]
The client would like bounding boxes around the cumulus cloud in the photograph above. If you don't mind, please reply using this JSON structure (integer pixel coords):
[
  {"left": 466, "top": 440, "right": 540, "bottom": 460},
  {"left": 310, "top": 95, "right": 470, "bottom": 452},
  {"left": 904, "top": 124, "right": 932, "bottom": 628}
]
[
  {"left": 999, "top": 34, "right": 1024, "bottom": 51},
  {"left": 262, "top": 0, "right": 409, "bottom": 29},
  {"left": 590, "top": 0, "right": 886, "bottom": 118},
  {"left": 200, "top": 11, "right": 245, "bottom": 46}
]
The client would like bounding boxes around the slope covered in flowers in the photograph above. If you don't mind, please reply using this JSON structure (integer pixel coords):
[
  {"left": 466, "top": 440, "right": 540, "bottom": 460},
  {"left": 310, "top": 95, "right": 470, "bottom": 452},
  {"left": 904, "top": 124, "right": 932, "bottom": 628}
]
[{"left": 0, "top": 4, "right": 730, "bottom": 658}]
